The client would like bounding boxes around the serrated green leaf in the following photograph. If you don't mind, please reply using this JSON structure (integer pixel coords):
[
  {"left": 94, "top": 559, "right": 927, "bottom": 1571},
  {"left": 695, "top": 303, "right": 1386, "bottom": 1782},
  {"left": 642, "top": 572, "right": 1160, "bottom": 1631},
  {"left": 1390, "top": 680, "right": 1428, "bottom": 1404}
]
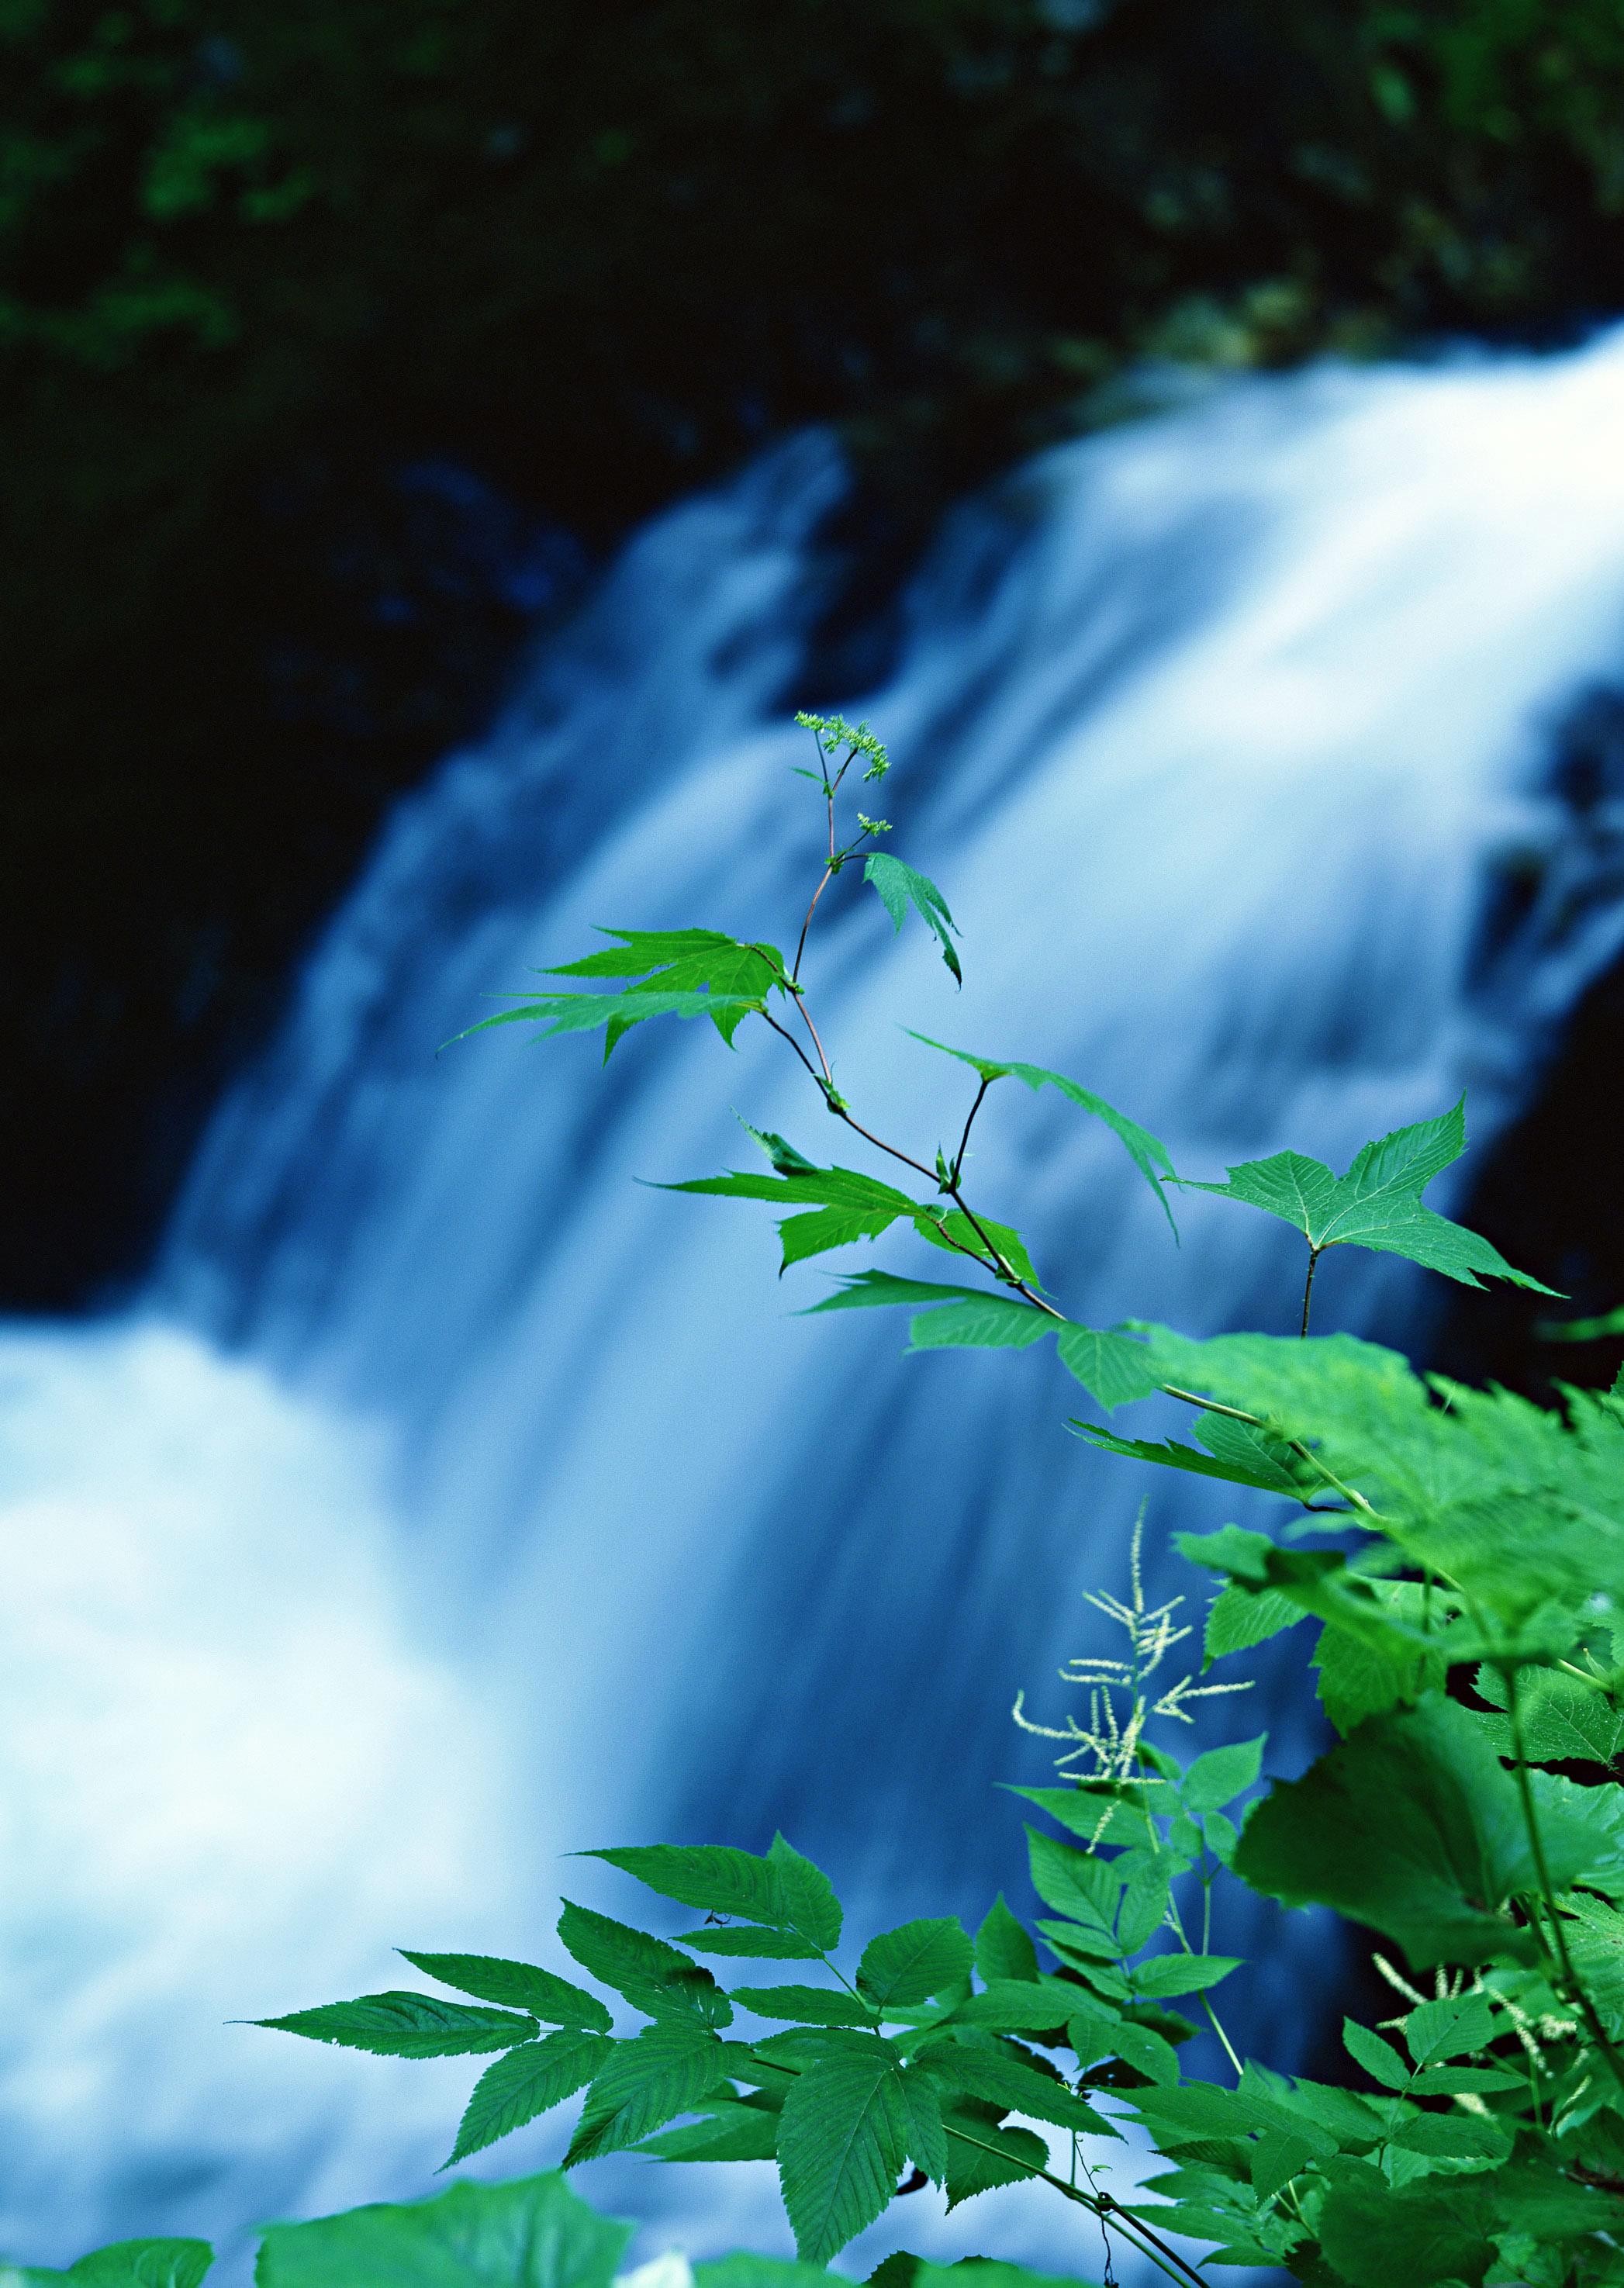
[
  {"left": 1025, "top": 1829, "right": 1122, "bottom": 1952},
  {"left": 776, "top": 2037, "right": 911, "bottom": 2261},
  {"left": 939, "top": 2108, "right": 1049, "bottom": 2210},
  {"left": 804, "top": 1274, "right": 1152, "bottom": 1411},
  {"left": 766, "top": 1837, "right": 842, "bottom": 1950},
  {"left": 254, "top": 1992, "right": 536, "bottom": 2059},
  {"left": 1182, "top": 1738, "right": 1264, "bottom": 1813},
  {"left": 1232, "top": 1695, "right": 1548, "bottom": 1968},
  {"left": 663, "top": 1165, "right": 916, "bottom": 1273},
  {"left": 1183, "top": 1101, "right": 1555, "bottom": 1294},
  {"left": 903, "top": 1297, "right": 1050, "bottom": 1352},
  {"left": 565, "top": 2021, "right": 727, "bottom": 2164},
  {"left": 446, "top": 2029, "right": 612, "bottom": 2165},
  {"left": 1070, "top": 1419, "right": 1311, "bottom": 1500},
  {"left": 912, "top": 1205, "right": 1039, "bottom": 1284},
  {"left": 399, "top": 1954, "right": 611, "bottom": 2033},
  {"left": 973, "top": 1895, "right": 1040, "bottom": 1986},
  {"left": 453, "top": 990, "right": 769, "bottom": 1058},
  {"left": 897, "top": 2063, "right": 949, "bottom": 2185},
  {"left": 1473, "top": 1662, "right": 1624, "bottom": 1767},
  {"left": 921, "top": 2044, "right": 1108, "bottom": 2134},
  {"left": 857, "top": 1920, "right": 974, "bottom": 2010},
  {"left": 1131, "top": 1954, "right": 1238, "bottom": 2000},
  {"left": 1389, "top": 2112, "right": 1512, "bottom": 2164},
  {"left": 556, "top": 1903, "right": 731, "bottom": 2026},
  {"left": 905, "top": 1034, "right": 1177, "bottom": 1230},
  {"left": 1341, "top": 2018, "right": 1409, "bottom": 2090},
  {"left": 635, "top": 2097, "right": 782, "bottom": 2163},
  {"left": 1403, "top": 1991, "right": 1496, "bottom": 2067},
  {"left": 673, "top": 1927, "right": 824, "bottom": 1959},
  {"left": 1202, "top": 1585, "right": 1304, "bottom": 1666},
  {"left": 1318, "top": 2156, "right": 1499, "bottom": 2287},
  {"left": 727, "top": 1986, "right": 875, "bottom": 2027},
  {"left": 1052, "top": 1324, "right": 1161, "bottom": 1409},
  {"left": 1117, "top": 1865, "right": 1173, "bottom": 1954},
  {"left": 1312, "top": 1583, "right": 1449, "bottom": 1737},
  {"left": 582, "top": 1844, "right": 792, "bottom": 1931},
  {"left": 865, "top": 855, "right": 961, "bottom": 983},
  {"left": 255, "top": 2171, "right": 631, "bottom": 2288},
  {"left": 548, "top": 929, "right": 789, "bottom": 1054}
]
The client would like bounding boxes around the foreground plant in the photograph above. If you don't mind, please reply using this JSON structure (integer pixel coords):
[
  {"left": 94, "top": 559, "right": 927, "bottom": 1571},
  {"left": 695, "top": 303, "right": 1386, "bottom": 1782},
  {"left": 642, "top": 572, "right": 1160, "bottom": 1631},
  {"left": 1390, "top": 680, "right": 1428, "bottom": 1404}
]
[{"left": 15, "top": 714, "right": 1624, "bottom": 2287}]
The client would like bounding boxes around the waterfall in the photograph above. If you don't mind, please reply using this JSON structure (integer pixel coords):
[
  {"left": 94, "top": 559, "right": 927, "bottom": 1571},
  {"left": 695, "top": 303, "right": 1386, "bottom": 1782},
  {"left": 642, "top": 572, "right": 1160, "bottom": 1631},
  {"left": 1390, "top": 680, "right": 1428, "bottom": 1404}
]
[{"left": 8, "top": 330, "right": 1624, "bottom": 2274}]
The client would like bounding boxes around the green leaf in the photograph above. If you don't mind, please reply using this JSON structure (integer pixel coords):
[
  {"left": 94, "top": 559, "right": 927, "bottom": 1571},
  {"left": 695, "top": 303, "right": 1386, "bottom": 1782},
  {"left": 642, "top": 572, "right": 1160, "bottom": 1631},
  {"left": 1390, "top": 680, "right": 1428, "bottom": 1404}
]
[
  {"left": 1543, "top": 1303, "right": 1624, "bottom": 1342},
  {"left": 1315, "top": 2156, "right": 1498, "bottom": 2288},
  {"left": 806, "top": 1273, "right": 1155, "bottom": 1410},
  {"left": 776, "top": 2037, "right": 912, "bottom": 2262},
  {"left": 912, "top": 1205, "right": 1040, "bottom": 1285},
  {"left": 973, "top": 1896, "right": 1040, "bottom": 1986},
  {"left": 1053, "top": 1324, "right": 1161, "bottom": 1409},
  {"left": 857, "top": 1920, "right": 975, "bottom": 2010},
  {"left": 582, "top": 1844, "right": 794, "bottom": 1931},
  {"left": 921, "top": 2044, "right": 1107, "bottom": 2134},
  {"left": 897, "top": 2063, "right": 949, "bottom": 2186},
  {"left": 636, "top": 2097, "right": 783, "bottom": 2163},
  {"left": 256, "top": 2172, "right": 631, "bottom": 2288},
  {"left": 664, "top": 1163, "right": 916, "bottom": 1274},
  {"left": 7, "top": 2244, "right": 214, "bottom": 2288},
  {"left": 1313, "top": 1585, "right": 1449, "bottom": 1736},
  {"left": 551, "top": 929, "right": 789, "bottom": 1052},
  {"left": 727, "top": 1986, "right": 876, "bottom": 2027},
  {"left": 1341, "top": 2018, "right": 1409, "bottom": 2091},
  {"left": 446, "top": 2029, "right": 612, "bottom": 2165},
  {"left": 565, "top": 2020, "right": 727, "bottom": 2164},
  {"left": 1403, "top": 1992, "right": 1496, "bottom": 2068},
  {"left": 905, "top": 1035, "right": 1177, "bottom": 1230},
  {"left": 1130, "top": 1955, "right": 1239, "bottom": 2000},
  {"left": 399, "top": 1954, "right": 611, "bottom": 2033},
  {"left": 673, "top": 1927, "right": 824, "bottom": 1960},
  {"left": 1072, "top": 1418, "right": 1314, "bottom": 1501},
  {"left": 1204, "top": 1585, "right": 1304, "bottom": 1665},
  {"left": 1025, "top": 1829, "right": 1121, "bottom": 1954},
  {"left": 454, "top": 988, "right": 770, "bottom": 1058},
  {"left": 939, "top": 2108, "right": 1049, "bottom": 2210},
  {"left": 556, "top": 1903, "right": 731, "bottom": 2026},
  {"left": 1389, "top": 2112, "right": 1512, "bottom": 2164},
  {"left": 254, "top": 1992, "right": 536, "bottom": 2059},
  {"left": 1232, "top": 1695, "right": 1546, "bottom": 1968},
  {"left": 865, "top": 855, "right": 962, "bottom": 983},
  {"left": 1182, "top": 1737, "right": 1264, "bottom": 1813},
  {"left": 1183, "top": 1101, "right": 1556, "bottom": 1294},
  {"left": 768, "top": 1836, "right": 843, "bottom": 1951},
  {"left": 1473, "top": 1662, "right": 1624, "bottom": 1767}
]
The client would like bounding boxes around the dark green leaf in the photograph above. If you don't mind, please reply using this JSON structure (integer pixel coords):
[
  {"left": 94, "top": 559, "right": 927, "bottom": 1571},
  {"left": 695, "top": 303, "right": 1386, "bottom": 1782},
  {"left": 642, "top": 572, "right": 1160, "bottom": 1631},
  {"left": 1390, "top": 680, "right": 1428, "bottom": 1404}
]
[
  {"left": 254, "top": 1992, "right": 535, "bottom": 2059},
  {"left": 1389, "top": 2112, "right": 1512, "bottom": 2163},
  {"left": 776, "top": 2037, "right": 911, "bottom": 2262},
  {"left": 857, "top": 1920, "right": 974, "bottom": 2010},
  {"left": 1025, "top": 1829, "right": 1121, "bottom": 1953},
  {"left": 255, "top": 2171, "right": 631, "bottom": 2288},
  {"left": 973, "top": 1895, "right": 1040, "bottom": 1986},
  {"left": 1313, "top": 1585, "right": 1448, "bottom": 1736},
  {"left": 765, "top": 1838, "right": 842, "bottom": 1950},
  {"left": 1232, "top": 1695, "right": 1545, "bottom": 1968},
  {"left": 1130, "top": 1955, "right": 1239, "bottom": 2001},
  {"left": 565, "top": 2021, "right": 727, "bottom": 2164},
  {"left": 399, "top": 1954, "right": 611, "bottom": 2033},
  {"left": 447, "top": 2030, "right": 612, "bottom": 2165},
  {"left": 865, "top": 856, "right": 961, "bottom": 983},
  {"left": 1203, "top": 1585, "right": 1304, "bottom": 1666},
  {"left": 1472, "top": 1662, "right": 1624, "bottom": 1767},
  {"left": 556, "top": 1903, "right": 731, "bottom": 2026},
  {"left": 1341, "top": 2019, "right": 1409, "bottom": 2091},
  {"left": 1403, "top": 1992, "right": 1496, "bottom": 2067},
  {"left": 897, "top": 2063, "right": 948, "bottom": 2186},
  {"left": 1316, "top": 2157, "right": 1498, "bottom": 2288},
  {"left": 921, "top": 2044, "right": 1106, "bottom": 2134}
]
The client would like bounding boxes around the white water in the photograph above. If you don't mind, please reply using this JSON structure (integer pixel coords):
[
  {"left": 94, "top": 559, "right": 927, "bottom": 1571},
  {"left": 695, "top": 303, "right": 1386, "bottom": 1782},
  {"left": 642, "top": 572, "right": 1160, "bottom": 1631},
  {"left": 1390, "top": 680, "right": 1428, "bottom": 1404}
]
[{"left": 8, "top": 332, "right": 1624, "bottom": 2271}]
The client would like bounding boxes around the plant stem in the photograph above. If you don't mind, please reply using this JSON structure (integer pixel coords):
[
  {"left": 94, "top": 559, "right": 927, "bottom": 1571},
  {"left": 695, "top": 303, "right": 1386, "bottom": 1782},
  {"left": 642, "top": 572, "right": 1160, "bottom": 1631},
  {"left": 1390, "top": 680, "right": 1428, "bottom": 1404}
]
[
  {"left": 1505, "top": 1665, "right": 1624, "bottom": 2097},
  {"left": 1300, "top": 1246, "right": 1321, "bottom": 1339},
  {"left": 951, "top": 1076, "right": 991, "bottom": 1186}
]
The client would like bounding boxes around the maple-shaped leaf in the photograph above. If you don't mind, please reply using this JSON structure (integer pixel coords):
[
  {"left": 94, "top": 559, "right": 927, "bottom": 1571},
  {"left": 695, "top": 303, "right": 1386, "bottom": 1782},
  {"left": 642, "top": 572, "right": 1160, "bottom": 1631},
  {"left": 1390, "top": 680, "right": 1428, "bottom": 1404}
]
[
  {"left": 1183, "top": 1100, "right": 1555, "bottom": 1294},
  {"left": 865, "top": 856, "right": 962, "bottom": 982},
  {"left": 451, "top": 928, "right": 790, "bottom": 1060}
]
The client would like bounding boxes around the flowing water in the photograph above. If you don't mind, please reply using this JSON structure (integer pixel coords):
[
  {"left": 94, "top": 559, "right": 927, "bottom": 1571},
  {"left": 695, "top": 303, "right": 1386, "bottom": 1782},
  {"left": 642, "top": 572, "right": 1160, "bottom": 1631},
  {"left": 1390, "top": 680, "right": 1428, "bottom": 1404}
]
[{"left": 8, "top": 330, "right": 1624, "bottom": 2273}]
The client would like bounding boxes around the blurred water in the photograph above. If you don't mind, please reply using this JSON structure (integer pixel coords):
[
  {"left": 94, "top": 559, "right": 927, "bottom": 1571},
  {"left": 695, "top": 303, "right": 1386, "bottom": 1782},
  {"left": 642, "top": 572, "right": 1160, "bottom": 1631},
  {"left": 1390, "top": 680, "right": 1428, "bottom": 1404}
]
[{"left": 9, "top": 332, "right": 1624, "bottom": 2271}]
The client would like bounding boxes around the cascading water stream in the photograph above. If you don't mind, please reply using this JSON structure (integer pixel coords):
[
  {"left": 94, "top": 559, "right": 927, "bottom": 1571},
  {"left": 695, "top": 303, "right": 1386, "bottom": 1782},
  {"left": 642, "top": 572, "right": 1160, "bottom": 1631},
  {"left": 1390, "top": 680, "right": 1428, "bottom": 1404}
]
[{"left": 7, "top": 331, "right": 1624, "bottom": 2272}]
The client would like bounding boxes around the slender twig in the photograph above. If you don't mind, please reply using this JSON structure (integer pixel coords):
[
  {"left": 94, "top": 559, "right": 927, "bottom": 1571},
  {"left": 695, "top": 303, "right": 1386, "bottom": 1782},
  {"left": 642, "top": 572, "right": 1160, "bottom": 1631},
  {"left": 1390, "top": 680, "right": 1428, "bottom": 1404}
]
[
  {"left": 1300, "top": 1246, "right": 1322, "bottom": 1339},
  {"left": 792, "top": 866, "right": 835, "bottom": 985},
  {"left": 951, "top": 1077, "right": 992, "bottom": 1186}
]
